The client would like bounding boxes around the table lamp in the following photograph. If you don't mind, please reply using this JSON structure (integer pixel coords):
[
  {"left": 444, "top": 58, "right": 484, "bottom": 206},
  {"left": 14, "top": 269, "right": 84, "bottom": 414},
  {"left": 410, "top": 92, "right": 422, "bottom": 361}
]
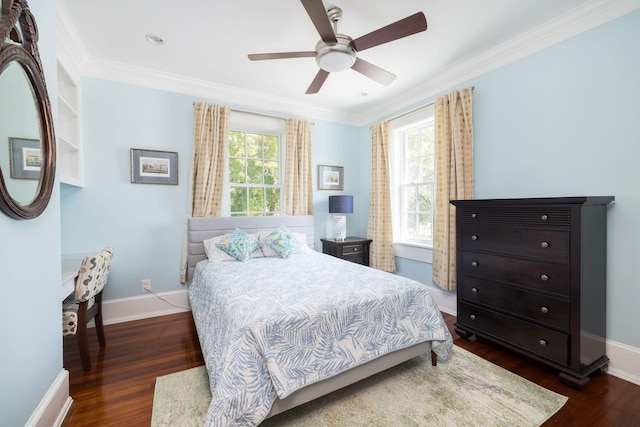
[{"left": 329, "top": 195, "right": 353, "bottom": 241}]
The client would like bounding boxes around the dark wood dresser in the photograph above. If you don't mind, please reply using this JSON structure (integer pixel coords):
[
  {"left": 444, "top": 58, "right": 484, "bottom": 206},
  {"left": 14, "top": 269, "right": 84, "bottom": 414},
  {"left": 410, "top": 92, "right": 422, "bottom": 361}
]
[
  {"left": 321, "top": 237, "right": 372, "bottom": 266},
  {"left": 451, "top": 196, "right": 614, "bottom": 388}
]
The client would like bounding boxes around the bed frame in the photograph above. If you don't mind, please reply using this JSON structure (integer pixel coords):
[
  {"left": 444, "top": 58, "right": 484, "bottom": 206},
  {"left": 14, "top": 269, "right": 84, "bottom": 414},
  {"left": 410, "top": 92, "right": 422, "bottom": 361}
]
[{"left": 186, "top": 215, "right": 436, "bottom": 419}]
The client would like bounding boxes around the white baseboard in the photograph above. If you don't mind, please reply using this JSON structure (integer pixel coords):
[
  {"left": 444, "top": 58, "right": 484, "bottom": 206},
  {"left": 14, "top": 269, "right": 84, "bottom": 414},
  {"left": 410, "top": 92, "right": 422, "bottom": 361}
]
[
  {"left": 427, "top": 286, "right": 457, "bottom": 316},
  {"left": 25, "top": 369, "right": 72, "bottom": 427},
  {"left": 101, "top": 289, "right": 191, "bottom": 325},
  {"left": 606, "top": 339, "right": 640, "bottom": 386}
]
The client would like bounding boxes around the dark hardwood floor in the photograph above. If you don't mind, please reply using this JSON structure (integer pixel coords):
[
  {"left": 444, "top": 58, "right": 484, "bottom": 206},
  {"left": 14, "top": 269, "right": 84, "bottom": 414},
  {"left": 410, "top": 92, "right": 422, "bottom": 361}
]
[{"left": 62, "top": 311, "right": 640, "bottom": 426}]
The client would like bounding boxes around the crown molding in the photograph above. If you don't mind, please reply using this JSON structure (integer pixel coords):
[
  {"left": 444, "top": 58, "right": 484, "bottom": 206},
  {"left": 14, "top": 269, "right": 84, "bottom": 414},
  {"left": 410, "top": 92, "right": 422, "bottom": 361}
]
[
  {"left": 353, "top": 0, "right": 640, "bottom": 125},
  {"left": 56, "top": 0, "right": 640, "bottom": 127},
  {"left": 79, "top": 56, "right": 356, "bottom": 125}
]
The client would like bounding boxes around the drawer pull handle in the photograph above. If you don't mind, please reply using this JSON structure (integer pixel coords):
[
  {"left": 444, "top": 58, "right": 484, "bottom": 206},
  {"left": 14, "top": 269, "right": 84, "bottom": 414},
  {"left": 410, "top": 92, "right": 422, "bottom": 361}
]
[
  {"left": 472, "top": 287, "right": 479, "bottom": 293},
  {"left": 541, "top": 214, "right": 548, "bottom": 221},
  {"left": 540, "top": 306, "right": 549, "bottom": 314},
  {"left": 470, "top": 314, "right": 476, "bottom": 320},
  {"left": 471, "top": 235, "right": 478, "bottom": 241},
  {"left": 353, "top": 248, "right": 358, "bottom": 252},
  {"left": 471, "top": 213, "right": 477, "bottom": 218},
  {"left": 471, "top": 261, "right": 478, "bottom": 267},
  {"left": 540, "top": 274, "right": 549, "bottom": 281},
  {"left": 541, "top": 241, "right": 549, "bottom": 249},
  {"left": 539, "top": 339, "right": 548, "bottom": 347}
]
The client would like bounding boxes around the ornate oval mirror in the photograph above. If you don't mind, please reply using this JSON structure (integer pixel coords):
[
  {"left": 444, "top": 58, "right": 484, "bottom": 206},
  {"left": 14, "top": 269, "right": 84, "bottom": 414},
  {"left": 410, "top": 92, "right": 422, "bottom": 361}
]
[{"left": 0, "top": 0, "right": 56, "bottom": 219}]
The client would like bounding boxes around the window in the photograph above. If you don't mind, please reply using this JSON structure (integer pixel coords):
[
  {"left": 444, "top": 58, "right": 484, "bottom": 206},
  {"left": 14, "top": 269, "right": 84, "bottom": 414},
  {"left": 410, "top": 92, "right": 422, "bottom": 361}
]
[
  {"left": 390, "top": 105, "right": 435, "bottom": 248},
  {"left": 228, "top": 130, "right": 281, "bottom": 216}
]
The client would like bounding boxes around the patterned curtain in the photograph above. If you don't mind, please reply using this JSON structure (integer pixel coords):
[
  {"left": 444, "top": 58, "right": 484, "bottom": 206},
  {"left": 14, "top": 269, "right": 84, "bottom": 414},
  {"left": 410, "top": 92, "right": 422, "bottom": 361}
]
[
  {"left": 283, "top": 118, "right": 313, "bottom": 215},
  {"left": 432, "top": 87, "right": 474, "bottom": 291},
  {"left": 180, "top": 102, "right": 230, "bottom": 283},
  {"left": 367, "top": 121, "right": 396, "bottom": 272}
]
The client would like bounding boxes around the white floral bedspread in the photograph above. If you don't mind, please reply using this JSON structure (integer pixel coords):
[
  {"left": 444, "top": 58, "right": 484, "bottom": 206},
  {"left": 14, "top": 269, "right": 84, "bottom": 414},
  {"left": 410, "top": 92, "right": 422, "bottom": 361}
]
[{"left": 188, "top": 252, "right": 452, "bottom": 426}]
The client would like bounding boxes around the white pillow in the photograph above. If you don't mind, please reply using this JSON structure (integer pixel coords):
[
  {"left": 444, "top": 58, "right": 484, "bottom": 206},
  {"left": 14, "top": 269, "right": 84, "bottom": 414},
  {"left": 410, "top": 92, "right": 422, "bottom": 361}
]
[
  {"left": 204, "top": 232, "right": 263, "bottom": 262},
  {"left": 292, "top": 232, "right": 314, "bottom": 253}
]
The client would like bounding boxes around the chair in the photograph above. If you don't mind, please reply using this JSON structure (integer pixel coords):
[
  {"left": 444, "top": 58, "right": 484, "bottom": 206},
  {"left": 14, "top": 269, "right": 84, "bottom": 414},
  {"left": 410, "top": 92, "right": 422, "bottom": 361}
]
[{"left": 62, "top": 248, "right": 114, "bottom": 371}]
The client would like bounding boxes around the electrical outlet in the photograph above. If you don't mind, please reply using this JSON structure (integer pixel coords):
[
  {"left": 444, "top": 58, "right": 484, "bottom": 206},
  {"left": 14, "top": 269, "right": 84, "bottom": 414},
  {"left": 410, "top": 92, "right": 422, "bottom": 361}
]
[{"left": 141, "top": 279, "right": 152, "bottom": 292}]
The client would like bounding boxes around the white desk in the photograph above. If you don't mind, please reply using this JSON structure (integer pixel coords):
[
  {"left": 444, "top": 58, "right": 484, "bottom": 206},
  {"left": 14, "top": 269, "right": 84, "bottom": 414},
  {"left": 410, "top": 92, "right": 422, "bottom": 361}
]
[{"left": 61, "top": 253, "right": 89, "bottom": 300}]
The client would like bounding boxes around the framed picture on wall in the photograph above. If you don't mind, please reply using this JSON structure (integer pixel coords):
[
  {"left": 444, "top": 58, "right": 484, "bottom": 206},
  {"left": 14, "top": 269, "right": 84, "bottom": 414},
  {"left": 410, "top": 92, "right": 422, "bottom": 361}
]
[
  {"left": 130, "top": 148, "right": 178, "bottom": 185},
  {"left": 9, "top": 137, "right": 41, "bottom": 180},
  {"left": 318, "top": 165, "right": 344, "bottom": 190}
]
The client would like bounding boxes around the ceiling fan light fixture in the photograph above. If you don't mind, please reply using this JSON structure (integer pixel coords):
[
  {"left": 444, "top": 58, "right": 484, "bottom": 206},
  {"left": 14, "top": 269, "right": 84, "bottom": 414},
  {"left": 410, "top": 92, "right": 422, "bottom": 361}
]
[
  {"left": 317, "top": 50, "right": 355, "bottom": 72},
  {"left": 315, "top": 34, "right": 356, "bottom": 72}
]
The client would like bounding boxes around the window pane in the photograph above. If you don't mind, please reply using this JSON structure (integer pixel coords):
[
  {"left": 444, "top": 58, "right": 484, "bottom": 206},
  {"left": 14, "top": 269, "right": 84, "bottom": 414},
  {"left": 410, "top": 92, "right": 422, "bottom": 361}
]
[
  {"left": 406, "top": 157, "right": 420, "bottom": 183},
  {"left": 230, "top": 186, "right": 247, "bottom": 215},
  {"left": 246, "top": 133, "right": 262, "bottom": 158},
  {"left": 265, "top": 188, "right": 280, "bottom": 213},
  {"left": 406, "top": 213, "right": 417, "bottom": 238},
  {"left": 418, "top": 213, "right": 432, "bottom": 240},
  {"left": 420, "top": 128, "right": 434, "bottom": 156},
  {"left": 421, "top": 155, "right": 434, "bottom": 182},
  {"left": 263, "top": 135, "right": 278, "bottom": 160},
  {"left": 405, "top": 132, "right": 420, "bottom": 157},
  {"left": 247, "top": 159, "right": 263, "bottom": 184},
  {"left": 418, "top": 184, "right": 433, "bottom": 212},
  {"left": 264, "top": 160, "right": 279, "bottom": 185},
  {"left": 403, "top": 186, "right": 417, "bottom": 212},
  {"left": 229, "top": 131, "right": 245, "bottom": 157},
  {"left": 229, "top": 158, "right": 246, "bottom": 184},
  {"left": 248, "top": 187, "right": 264, "bottom": 213}
]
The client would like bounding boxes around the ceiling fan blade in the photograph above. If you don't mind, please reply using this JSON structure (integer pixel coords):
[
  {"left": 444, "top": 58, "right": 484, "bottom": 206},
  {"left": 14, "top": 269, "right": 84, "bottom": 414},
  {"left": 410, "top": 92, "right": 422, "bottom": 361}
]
[
  {"left": 351, "top": 12, "right": 427, "bottom": 52},
  {"left": 248, "top": 51, "right": 316, "bottom": 61},
  {"left": 351, "top": 58, "right": 396, "bottom": 85},
  {"left": 305, "top": 69, "right": 330, "bottom": 94},
  {"left": 300, "top": 0, "right": 337, "bottom": 43}
]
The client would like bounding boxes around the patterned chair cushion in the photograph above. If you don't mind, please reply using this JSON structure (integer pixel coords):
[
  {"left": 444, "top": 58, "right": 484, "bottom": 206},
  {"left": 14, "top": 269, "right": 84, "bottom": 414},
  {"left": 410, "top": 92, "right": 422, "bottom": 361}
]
[{"left": 74, "top": 248, "right": 114, "bottom": 302}]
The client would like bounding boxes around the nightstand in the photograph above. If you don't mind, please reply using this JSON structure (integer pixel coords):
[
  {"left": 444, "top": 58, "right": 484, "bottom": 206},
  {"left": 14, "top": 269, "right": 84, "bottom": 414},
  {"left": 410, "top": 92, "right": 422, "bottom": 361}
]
[{"left": 321, "top": 237, "right": 372, "bottom": 266}]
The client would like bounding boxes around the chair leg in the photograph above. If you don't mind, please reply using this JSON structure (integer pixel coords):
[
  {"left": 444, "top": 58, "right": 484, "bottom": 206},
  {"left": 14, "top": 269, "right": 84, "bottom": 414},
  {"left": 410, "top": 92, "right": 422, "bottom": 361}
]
[
  {"left": 95, "top": 293, "right": 106, "bottom": 347},
  {"left": 76, "top": 301, "right": 91, "bottom": 371}
]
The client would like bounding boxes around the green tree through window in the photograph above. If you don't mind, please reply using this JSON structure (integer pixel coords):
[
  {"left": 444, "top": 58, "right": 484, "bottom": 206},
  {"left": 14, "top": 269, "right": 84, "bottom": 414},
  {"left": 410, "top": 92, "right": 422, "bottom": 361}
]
[{"left": 229, "top": 130, "right": 281, "bottom": 216}]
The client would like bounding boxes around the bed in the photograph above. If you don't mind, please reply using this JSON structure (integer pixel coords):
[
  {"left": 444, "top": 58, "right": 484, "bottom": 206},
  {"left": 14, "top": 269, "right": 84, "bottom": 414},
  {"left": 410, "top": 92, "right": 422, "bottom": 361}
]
[{"left": 187, "top": 215, "right": 453, "bottom": 426}]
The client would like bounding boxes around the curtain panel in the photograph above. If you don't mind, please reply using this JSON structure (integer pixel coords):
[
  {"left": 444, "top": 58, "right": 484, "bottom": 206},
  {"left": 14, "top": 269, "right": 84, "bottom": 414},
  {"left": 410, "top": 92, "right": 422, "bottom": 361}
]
[
  {"left": 432, "top": 87, "right": 474, "bottom": 291},
  {"left": 283, "top": 118, "right": 313, "bottom": 215},
  {"left": 367, "top": 121, "right": 396, "bottom": 272},
  {"left": 180, "top": 102, "right": 230, "bottom": 283}
]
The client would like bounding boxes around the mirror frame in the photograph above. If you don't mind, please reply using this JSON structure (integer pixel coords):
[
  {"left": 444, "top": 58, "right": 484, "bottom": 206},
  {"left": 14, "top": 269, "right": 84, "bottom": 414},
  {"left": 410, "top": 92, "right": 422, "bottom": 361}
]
[{"left": 0, "top": 0, "right": 56, "bottom": 219}]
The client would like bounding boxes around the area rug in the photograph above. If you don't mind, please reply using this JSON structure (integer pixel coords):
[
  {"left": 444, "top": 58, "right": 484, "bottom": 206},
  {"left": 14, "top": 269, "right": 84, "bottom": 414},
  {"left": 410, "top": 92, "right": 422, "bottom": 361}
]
[{"left": 152, "top": 345, "right": 567, "bottom": 426}]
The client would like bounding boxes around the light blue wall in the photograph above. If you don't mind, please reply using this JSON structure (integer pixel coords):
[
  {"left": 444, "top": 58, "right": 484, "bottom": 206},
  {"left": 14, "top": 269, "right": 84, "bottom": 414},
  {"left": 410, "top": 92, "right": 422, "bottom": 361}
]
[
  {"left": 60, "top": 80, "right": 363, "bottom": 299},
  {"left": 368, "top": 10, "right": 640, "bottom": 348},
  {"left": 0, "top": 1, "right": 62, "bottom": 426}
]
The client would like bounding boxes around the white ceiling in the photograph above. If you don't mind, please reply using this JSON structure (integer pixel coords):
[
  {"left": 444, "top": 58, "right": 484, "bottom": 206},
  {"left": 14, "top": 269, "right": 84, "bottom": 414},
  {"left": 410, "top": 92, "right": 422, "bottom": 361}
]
[{"left": 58, "top": 0, "right": 639, "bottom": 125}]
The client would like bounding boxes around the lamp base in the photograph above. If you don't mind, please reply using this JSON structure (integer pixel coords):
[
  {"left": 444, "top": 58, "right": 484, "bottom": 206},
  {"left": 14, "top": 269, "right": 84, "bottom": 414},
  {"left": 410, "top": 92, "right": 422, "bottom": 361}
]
[{"left": 334, "top": 215, "right": 346, "bottom": 241}]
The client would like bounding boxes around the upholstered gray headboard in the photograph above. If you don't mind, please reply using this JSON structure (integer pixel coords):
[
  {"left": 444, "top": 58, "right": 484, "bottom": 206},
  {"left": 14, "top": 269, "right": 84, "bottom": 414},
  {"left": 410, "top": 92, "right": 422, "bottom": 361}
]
[{"left": 187, "top": 215, "right": 315, "bottom": 282}]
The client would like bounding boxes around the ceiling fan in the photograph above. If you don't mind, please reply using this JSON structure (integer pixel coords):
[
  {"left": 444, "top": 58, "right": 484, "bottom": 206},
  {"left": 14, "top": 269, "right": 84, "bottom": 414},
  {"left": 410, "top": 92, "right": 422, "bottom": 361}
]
[{"left": 247, "top": 0, "right": 427, "bottom": 94}]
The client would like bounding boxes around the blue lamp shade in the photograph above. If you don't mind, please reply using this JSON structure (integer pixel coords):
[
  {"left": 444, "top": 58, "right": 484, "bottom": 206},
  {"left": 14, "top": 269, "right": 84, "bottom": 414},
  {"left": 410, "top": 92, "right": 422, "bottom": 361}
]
[{"left": 329, "top": 195, "right": 354, "bottom": 214}]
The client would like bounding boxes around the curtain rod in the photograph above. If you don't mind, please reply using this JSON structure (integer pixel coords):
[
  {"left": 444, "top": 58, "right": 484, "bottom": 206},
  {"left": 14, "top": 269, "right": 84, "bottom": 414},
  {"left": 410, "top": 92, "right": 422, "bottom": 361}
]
[
  {"left": 384, "top": 86, "right": 475, "bottom": 124},
  {"left": 193, "top": 103, "right": 314, "bottom": 125}
]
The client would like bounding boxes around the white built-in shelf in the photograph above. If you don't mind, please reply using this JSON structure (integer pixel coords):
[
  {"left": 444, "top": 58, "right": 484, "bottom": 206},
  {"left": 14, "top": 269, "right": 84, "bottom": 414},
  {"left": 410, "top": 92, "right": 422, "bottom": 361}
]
[{"left": 57, "top": 61, "right": 84, "bottom": 187}]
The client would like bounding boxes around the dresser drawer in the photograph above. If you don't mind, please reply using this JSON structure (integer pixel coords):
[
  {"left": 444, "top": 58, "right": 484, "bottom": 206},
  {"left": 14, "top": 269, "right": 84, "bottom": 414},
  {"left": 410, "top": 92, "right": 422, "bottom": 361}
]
[
  {"left": 461, "top": 225, "right": 570, "bottom": 263},
  {"left": 342, "top": 244, "right": 367, "bottom": 255},
  {"left": 457, "top": 206, "right": 571, "bottom": 228},
  {"left": 461, "top": 276, "right": 570, "bottom": 330},
  {"left": 458, "top": 302, "right": 569, "bottom": 366},
  {"left": 462, "top": 251, "right": 570, "bottom": 295}
]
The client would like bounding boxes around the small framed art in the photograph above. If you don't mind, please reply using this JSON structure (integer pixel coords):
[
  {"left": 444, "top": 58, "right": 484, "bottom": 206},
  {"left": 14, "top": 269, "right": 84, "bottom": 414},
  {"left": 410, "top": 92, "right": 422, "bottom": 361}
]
[
  {"left": 130, "top": 148, "right": 178, "bottom": 185},
  {"left": 9, "top": 137, "right": 41, "bottom": 180},
  {"left": 318, "top": 165, "right": 344, "bottom": 190}
]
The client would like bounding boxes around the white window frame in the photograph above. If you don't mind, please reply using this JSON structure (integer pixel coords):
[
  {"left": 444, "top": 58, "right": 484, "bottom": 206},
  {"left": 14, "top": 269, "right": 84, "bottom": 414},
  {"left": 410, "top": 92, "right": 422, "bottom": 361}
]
[
  {"left": 225, "top": 112, "right": 285, "bottom": 217},
  {"left": 389, "top": 104, "right": 435, "bottom": 263}
]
